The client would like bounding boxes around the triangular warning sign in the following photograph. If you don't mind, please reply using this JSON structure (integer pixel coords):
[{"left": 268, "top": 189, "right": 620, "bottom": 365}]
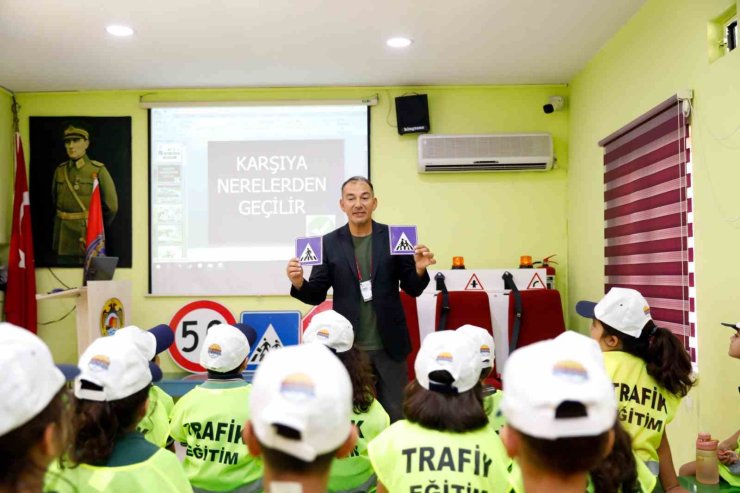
[
  {"left": 249, "top": 324, "right": 284, "bottom": 364},
  {"left": 299, "top": 244, "right": 318, "bottom": 262},
  {"left": 393, "top": 232, "right": 415, "bottom": 252},
  {"left": 465, "top": 273, "right": 485, "bottom": 290},
  {"left": 527, "top": 273, "right": 546, "bottom": 289}
]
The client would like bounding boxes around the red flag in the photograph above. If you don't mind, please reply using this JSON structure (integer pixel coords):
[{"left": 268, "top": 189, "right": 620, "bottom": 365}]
[
  {"left": 5, "top": 133, "right": 37, "bottom": 332},
  {"left": 83, "top": 175, "right": 106, "bottom": 278}
]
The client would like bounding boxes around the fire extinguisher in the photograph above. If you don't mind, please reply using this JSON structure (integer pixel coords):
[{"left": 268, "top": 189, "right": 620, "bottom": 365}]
[{"left": 533, "top": 255, "right": 558, "bottom": 290}]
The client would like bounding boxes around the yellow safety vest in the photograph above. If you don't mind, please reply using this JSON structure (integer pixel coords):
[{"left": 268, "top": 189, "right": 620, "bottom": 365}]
[
  {"left": 484, "top": 392, "right": 505, "bottom": 433},
  {"left": 368, "top": 420, "right": 513, "bottom": 493},
  {"left": 138, "top": 385, "right": 175, "bottom": 448},
  {"left": 169, "top": 379, "right": 262, "bottom": 491}
]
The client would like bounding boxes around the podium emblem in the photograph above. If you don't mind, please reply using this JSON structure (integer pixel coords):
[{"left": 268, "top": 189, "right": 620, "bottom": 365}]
[{"left": 100, "top": 297, "right": 125, "bottom": 336}]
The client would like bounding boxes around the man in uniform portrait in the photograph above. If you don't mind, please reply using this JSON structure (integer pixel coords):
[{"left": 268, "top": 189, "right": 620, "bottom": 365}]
[{"left": 51, "top": 125, "right": 118, "bottom": 265}]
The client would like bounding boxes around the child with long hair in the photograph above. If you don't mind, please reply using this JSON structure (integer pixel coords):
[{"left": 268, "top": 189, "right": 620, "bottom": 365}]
[
  {"left": 367, "top": 330, "right": 512, "bottom": 493},
  {"left": 577, "top": 287, "right": 695, "bottom": 492},
  {"left": 46, "top": 335, "right": 191, "bottom": 492},
  {"left": 0, "top": 323, "right": 78, "bottom": 493},
  {"left": 303, "top": 310, "right": 390, "bottom": 493}
]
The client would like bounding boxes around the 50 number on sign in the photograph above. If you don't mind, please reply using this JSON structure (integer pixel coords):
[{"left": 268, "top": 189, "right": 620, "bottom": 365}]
[{"left": 169, "top": 301, "right": 236, "bottom": 373}]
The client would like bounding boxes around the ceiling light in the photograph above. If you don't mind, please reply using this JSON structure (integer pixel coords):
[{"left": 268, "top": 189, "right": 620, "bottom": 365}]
[
  {"left": 106, "top": 25, "right": 134, "bottom": 37},
  {"left": 387, "top": 37, "right": 412, "bottom": 48}
]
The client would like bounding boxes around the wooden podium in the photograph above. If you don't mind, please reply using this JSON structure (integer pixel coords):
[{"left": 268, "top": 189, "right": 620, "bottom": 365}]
[{"left": 36, "top": 280, "right": 133, "bottom": 356}]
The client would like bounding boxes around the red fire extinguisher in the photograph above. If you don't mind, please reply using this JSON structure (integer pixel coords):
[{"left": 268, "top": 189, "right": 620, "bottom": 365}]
[{"left": 533, "top": 255, "right": 558, "bottom": 290}]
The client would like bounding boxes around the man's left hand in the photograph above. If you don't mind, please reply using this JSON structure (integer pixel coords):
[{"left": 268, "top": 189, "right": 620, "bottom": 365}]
[{"left": 414, "top": 244, "right": 436, "bottom": 276}]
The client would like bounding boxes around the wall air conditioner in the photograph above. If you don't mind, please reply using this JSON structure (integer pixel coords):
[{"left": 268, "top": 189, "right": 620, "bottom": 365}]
[{"left": 418, "top": 133, "right": 554, "bottom": 173}]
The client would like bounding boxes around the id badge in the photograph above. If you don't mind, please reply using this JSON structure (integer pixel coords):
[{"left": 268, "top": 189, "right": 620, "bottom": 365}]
[{"left": 360, "top": 280, "right": 373, "bottom": 302}]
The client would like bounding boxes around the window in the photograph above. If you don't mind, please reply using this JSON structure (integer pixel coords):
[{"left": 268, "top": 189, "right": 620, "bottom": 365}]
[{"left": 598, "top": 96, "right": 696, "bottom": 363}]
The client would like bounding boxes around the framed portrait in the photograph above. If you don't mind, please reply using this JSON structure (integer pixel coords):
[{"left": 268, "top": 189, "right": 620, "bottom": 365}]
[{"left": 29, "top": 116, "right": 132, "bottom": 268}]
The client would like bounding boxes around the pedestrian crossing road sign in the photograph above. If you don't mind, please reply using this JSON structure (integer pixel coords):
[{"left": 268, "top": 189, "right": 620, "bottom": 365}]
[
  {"left": 296, "top": 236, "right": 322, "bottom": 265},
  {"left": 389, "top": 225, "right": 417, "bottom": 255},
  {"left": 240, "top": 311, "right": 301, "bottom": 370}
]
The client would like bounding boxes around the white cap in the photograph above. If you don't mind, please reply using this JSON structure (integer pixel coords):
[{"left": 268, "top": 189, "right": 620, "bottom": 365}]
[
  {"left": 75, "top": 336, "right": 152, "bottom": 402},
  {"left": 200, "top": 324, "right": 252, "bottom": 372},
  {"left": 576, "top": 287, "right": 652, "bottom": 338},
  {"left": 415, "top": 330, "right": 482, "bottom": 394},
  {"left": 114, "top": 324, "right": 174, "bottom": 360},
  {"left": 456, "top": 324, "right": 495, "bottom": 369},
  {"left": 0, "top": 323, "right": 79, "bottom": 436},
  {"left": 250, "top": 344, "right": 353, "bottom": 462},
  {"left": 501, "top": 331, "right": 617, "bottom": 439},
  {"left": 303, "top": 310, "right": 354, "bottom": 353}
]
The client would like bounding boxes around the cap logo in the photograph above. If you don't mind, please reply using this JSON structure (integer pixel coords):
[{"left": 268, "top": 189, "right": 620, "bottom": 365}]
[
  {"left": 436, "top": 352, "right": 454, "bottom": 364},
  {"left": 89, "top": 355, "right": 110, "bottom": 372},
  {"left": 552, "top": 360, "right": 588, "bottom": 383},
  {"left": 480, "top": 345, "right": 491, "bottom": 356},
  {"left": 317, "top": 328, "right": 330, "bottom": 340},
  {"left": 643, "top": 305, "right": 650, "bottom": 315},
  {"left": 280, "top": 373, "right": 316, "bottom": 400},
  {"left": 207, "top": 344, "right": 222, "bottom": 358}
]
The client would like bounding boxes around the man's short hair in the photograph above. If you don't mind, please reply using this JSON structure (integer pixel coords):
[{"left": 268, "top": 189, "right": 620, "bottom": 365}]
[
  {"left": 259, "top": 441, "right": 338, "bottom": 475},
  {"left": 341, "top": 176, "right": 374, "bottom": 195}
]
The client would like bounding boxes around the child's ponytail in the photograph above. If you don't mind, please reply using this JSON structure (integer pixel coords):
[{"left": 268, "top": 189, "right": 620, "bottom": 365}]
[{"left": 603, "top": 321, "right": 695, "bottom": 397}]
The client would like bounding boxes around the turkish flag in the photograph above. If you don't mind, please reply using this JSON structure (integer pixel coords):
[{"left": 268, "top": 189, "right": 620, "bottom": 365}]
[
  {"left": 83, "top": 175, "right": 106, "bottom": 279},
  {"left": 5, "top": 133, "right": 37, "bottom": 332}
]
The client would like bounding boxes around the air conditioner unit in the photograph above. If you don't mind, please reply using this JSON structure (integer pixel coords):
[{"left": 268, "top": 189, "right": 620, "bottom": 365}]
[{"left": 418, "top": 133, "right": 554, "bottom": 173}]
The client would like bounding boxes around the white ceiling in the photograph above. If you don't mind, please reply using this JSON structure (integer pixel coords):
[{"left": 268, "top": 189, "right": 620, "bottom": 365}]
[{"left": 0, "top": 0, "right": 645, "bottom": 92}]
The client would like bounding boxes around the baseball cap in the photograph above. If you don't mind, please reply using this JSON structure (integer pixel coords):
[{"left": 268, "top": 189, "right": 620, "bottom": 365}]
[
  {"left": 75, "top": 335, "right": 152, "bottom": 402},
  {"left": 576, "top": 287, "right": 651, "bottom": 338},
  {"left": 415, "top": 330, "right": 482, "bottom": 394},
  {"left": 200, "top": 323, "right": 256, "bottom": 373},
  {"left": 721, "top": 322, "right": 740, "bottom": 330},
  {"left": 250, "top": 343, "right": 353, "bottom": 462},
  {"left": 501, "top": 331, "right": 617, "bottom": 440},
  {"left": 303, "top": 310, "right": 354, "bottom": 353},
  {"left": 114, "top": 325, "right": 173, "bottom": 382},
  {"left": 456, "top": 324, "right": 495, "bottom": 369},
  {"left": 0, "top": 323, "right": 80, "bottom": 436}
]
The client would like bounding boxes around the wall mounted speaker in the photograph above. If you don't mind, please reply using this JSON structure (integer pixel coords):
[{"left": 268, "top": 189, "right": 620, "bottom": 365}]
[{"left": 395, "top": 94, "right": 430, "bottom": 135}]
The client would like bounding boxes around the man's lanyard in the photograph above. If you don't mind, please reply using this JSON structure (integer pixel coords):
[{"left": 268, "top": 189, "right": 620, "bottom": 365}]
[{"left": 355, "top": 256, "right": 372, "bottom": 281}]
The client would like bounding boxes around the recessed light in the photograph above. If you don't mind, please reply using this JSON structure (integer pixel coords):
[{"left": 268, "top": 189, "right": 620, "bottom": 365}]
[
  {"left": 106, "top": 25, "right": 134, "bottom": 37},
  {"left": 387, "top": 37, "right": 412, "bottom": 48}
]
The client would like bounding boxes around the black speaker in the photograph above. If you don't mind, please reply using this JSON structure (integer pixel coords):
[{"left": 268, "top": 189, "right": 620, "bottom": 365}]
[{"left": 395, "top": 94, "right": 430, "bottom": 135}]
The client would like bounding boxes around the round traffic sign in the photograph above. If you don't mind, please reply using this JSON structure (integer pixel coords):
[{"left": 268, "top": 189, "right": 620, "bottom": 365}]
[{"left": 168, "top": 300, "right": 236, "bottom": 373}]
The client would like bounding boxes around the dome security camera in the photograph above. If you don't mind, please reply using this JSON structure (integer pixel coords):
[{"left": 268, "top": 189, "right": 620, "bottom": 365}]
[{"left": 543, "top": 96, "right": 565, "bottom": 114}]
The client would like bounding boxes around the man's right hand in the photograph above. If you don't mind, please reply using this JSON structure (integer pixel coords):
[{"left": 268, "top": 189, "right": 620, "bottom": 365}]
[{"left": 286, "top": 258, "right": 305, "bottom": 290}]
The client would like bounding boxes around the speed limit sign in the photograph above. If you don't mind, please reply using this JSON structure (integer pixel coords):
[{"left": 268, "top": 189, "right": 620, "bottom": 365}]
[{"left": 168, "top": 300, "right": 236, "bottom": 373}]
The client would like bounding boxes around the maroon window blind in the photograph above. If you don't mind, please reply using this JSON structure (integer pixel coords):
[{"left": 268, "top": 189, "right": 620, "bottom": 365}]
[{"left": 599, "top": 96, "right": 696, "bottom": 362}]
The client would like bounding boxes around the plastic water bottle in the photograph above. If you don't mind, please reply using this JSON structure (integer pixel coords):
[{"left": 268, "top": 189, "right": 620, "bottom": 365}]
[{"left": 696, "top": 433, "right": 720, "bottom": 485}]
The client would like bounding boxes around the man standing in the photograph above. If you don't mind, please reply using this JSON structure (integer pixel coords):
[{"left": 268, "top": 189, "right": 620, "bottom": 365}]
[
  {"left": 287, "top": 176, "right": 435, "bottom": 421},
  {"left": 51, "top": 125, "right": 118, "bottom": 265}
]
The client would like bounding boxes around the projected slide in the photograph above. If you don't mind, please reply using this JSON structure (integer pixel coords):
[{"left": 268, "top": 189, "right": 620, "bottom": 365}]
[{"left": 150, "top": 105, "right": 369, "bottom": 295}]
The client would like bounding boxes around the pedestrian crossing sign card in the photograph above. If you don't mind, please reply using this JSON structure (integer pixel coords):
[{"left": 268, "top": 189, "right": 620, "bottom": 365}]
[
  {"left": 389, "top": 225, "right": 417, "bottom": 255},
  {"left": 296, "top": 236, "right": 322, "bottom": 265}
]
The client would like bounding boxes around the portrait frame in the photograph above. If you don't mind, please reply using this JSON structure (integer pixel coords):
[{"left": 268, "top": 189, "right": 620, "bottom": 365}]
[{"left": 29, "top": 116, "right": 132, "bottom": 268}]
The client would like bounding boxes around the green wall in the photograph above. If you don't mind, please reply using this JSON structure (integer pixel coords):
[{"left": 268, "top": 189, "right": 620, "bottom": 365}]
[
  {"left": 568, "top": 0, "right": 740, "bottom": 465},
  {"left": 15, "top": 85, "right": 570, "bottom": 371},
  {"left": 0, "top": 89, "right": 13, "bottom": 315}
]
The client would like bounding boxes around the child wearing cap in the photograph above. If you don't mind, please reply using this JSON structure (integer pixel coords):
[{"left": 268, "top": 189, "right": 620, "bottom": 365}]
[
  {"left": 456, "top": 324, "right": 505, "bottom": 433},
  {"left": 242, "top": 343, "right": 358, "bottom": 493},
  {"left": 576, "top": 287, "right": 695, "bottom": 492},
  {"left": 169, "top": 323, "right": 262, "bottom": 493},
  {"left": 500, "top": 331, "right": 617, "bottom": 493},
  {"left": 303, "top": 310, "right": 390, "bottom": 493},
  {"left": 0, "top": 323, "right": 79, "bottom": 493},
  {"left": 367, "top": 330, "right": 512, "bottom": 493},
  {"left": 114, "top": 324, "right": 176, "bottom": 449},
  {"left": 45, "top": 335, "right": 192, "bottom": 492},
  {"left": 678, "top": 321, "right": 740, "bottom": 486}
]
